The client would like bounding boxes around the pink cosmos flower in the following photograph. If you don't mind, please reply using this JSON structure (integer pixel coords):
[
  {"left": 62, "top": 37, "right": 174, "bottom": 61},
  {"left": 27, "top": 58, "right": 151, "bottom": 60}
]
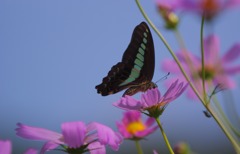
[
  {"left": 156, "top": 0, "right": 240, "bottom": 20},
  {"left": 114, "top": 80, "right": 188, "bottom": 118},
  {"left": 16, "top": 122, "right": 122, "bottom": 154},
  {"left": 156, "top": 0, "right": 181, "bottom": 11},
  {"left": 177, "top": 0, "right": 240, "bottom": 20},
  {"left": 162, "top": 35, "right": 240, "bottom": 99},
  {"left": 156, "top": 0, "right": 180, "bottom": 29},
  {"left": 0, "top": 139, "right": 11, "bottom": 154},
  {"left": 116, "top": 111, "right": 158, "bottom": 140}
]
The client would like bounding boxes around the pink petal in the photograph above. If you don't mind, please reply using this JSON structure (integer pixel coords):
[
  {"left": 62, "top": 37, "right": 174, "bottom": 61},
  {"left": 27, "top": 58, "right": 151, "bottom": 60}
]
[
  {"left": 222, "top": 43, "right": 240, "bottom": 63},
  {"left": 0, "top": 140, "right": 11, "bottom": 154},
  {"left": 186, "top": 80, "right": 204, "bottom": 100},
  {"left": 225, "top": 0, "right": 240, "bottom": 7},
  {"left": 40, "top": 141, "right": 59, "bottom": 154},
  {"left": 161, "top": 51, "right": 200, "bottom": 76},
  {"left": 173, "top": 82, "right": 189, "bottom": 98},
  {"left": 122, "top": 111, "right": 141, "bottom": 124},
  {"left": 177, "top": 51, "right": 201, "bottom": 69},
  {"left": 178, "top": 0, "right": 200, "bottom": 11},
  {"left": 61, "top": 121, "right": 86, "bottom": 148},
  {"left": 115, "top": 111, "right": 141, "bottom": 139},
  {"left": 162, "top": 80, "right": 188, "bottom": 103},
  {"left": 145, "top": 117, "right": 156, "bottom": 127},
  {"left": 153, "top": 150, "right": 159, "bottom": 154},
  {"left": 24, "top": 148, "right": 38, "bottom": 154},
  {"left": 161, "top": 59, "right": 181, "bottom": 73},
  {"left": 162, "top": 79, "right": 179, "bottom": 99},
  {"left": 135, "top": 117, "right": 158, "bottom": 138},
  {"left": 88, "top": 142, "right": 106, "bottom": 154},
  {"left": 113, "top": 96, "right": 143, "bottom": 111},
  {"left": 116, "top": 122, "right": 131, "bottom": 138},
  {"left": 204, "top": 35, "right": 220, "bottom": 65},
  {"left": 87, "top": 122, "right": 122, "bottom": 151},
  {"left": 156, "top": 0, "right": 182, "bottom": 10},
  {"left": 135, "top": 125, "right": 158, "bottom": 138},
  {"left": 186, "top": 88, "right": 199, "bottom": 100},
  {"left": 224, "top": 65, "right": 240, "bottom": 74},
  {"left": 16, "top": 123, "right": 62, "bottom": 144},
  {"left": 214, "top": 75, "right": 236, "bottom": 89},
  {"left": 141, "top": 88, "right": 161, "bottom": 108}
]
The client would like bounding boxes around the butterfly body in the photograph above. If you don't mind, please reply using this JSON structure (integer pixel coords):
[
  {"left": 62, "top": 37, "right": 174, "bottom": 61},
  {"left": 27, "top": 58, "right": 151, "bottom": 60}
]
[{"left": 96, "top": 22, "right": 155, "bottom": 96}]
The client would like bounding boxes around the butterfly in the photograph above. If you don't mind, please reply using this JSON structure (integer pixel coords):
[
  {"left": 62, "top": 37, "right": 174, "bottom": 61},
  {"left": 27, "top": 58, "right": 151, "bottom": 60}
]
[{"left": 95, "top": 22, "right": 156, "bottom": 96}]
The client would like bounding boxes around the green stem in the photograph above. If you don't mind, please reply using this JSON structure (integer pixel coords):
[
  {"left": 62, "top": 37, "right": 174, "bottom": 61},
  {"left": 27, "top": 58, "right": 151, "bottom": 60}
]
[
  {"left": 135, "top": 0, "right": 204, "bottom": 104},
  {"left": 200, "top": 14, "right": 207, "bottom": 104},
  {"left": 173, "top": 28, "right": 196, "bottom": 78},
  {"left": 135, "top": 140, "right": 144, "bottom": 154},
  {"left": 174, "top": 28, "right": 186, "bottom": 50},
  {"left": 155, "top": 118, "right": 174, "bottom": 154}
]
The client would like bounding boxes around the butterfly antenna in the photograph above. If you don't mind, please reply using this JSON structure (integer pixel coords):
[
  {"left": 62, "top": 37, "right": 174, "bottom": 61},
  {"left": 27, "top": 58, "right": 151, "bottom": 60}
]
[{"left": 155, "top": 72, "right": 170, "bottom": 84}]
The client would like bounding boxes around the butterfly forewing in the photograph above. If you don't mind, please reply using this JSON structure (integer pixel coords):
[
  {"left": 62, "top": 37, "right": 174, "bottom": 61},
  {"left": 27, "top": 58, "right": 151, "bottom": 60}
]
[{"left": 95, "top": 22, "right": 155, "bottom": 96}]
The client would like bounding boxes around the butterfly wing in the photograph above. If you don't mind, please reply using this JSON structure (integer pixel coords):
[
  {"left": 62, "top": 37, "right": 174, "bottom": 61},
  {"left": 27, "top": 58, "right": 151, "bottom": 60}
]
[{"left": 95, "top": 22, "right": 155, "bottom": 96}]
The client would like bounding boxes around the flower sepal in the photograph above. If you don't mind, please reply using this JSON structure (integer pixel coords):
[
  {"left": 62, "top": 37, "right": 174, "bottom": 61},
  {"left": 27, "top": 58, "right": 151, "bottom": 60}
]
[
  {"left": 64, "top": 144, "right": 89, "bottom": 154},
  {"left": 145, "top": 105, "right": 166, "bottom": 119}
]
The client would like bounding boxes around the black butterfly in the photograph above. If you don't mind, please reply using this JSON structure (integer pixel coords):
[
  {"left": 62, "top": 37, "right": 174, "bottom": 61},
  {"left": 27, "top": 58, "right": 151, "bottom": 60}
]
[{"left": 96, "top": 22, "right": 156, "bottom": 96}]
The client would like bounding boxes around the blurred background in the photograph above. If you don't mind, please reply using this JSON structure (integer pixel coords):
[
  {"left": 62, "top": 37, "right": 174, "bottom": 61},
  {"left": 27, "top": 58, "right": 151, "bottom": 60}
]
[{"left": 0, "top": 0, "right": 240, "bottom": 153}]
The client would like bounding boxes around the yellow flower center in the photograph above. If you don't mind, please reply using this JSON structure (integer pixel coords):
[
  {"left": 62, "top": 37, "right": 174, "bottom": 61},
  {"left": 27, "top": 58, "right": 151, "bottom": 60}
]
[{"left": 126, "top": 120, "right": 146, "bottom": 135}]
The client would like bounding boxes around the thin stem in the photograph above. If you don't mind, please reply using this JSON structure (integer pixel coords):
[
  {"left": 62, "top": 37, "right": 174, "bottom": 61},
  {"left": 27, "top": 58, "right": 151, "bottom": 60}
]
[
  {"left": 200, "top": 14, "right": 207, "bottom": 104},
  {"left": 173, "top": 28, "right": 196, "bottom": 79},
  {"left": 155, "top": 118, "right": 174, "bottom": 154},
  {"left": 135, "top": 0, "right": 205, "bottom": 104},
  {"left": 135, "top": 140, "right": 144, "bottom": 154},
  {"left": 174, "top": 28, "right": 186, "bottom": 50}
]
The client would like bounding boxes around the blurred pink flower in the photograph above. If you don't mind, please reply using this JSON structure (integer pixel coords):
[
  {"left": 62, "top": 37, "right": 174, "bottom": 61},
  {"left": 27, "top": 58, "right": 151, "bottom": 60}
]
[
  {"left": 178, "top": 0, "right": 240, "bottom": 20},
  {"left": 156, "top": 0, "right": 240, "bottom": 20},
  {"left": 156, "top": 0, "right": 181, "bottom": 10},
  {"left": 156, "top": 0, "right": 180, "bottom": 29},
  {"left": 114, "top": 80, "right": 187, "bottom": 117},
  {"left": 162, "top": 35, "right": 240, "bottom": 99},
  {"left": 0, "top": 139, "right": 11, "bottom": 154},
  {"left": 116, "top": 111, "right": 157, "bottom": 140},
  {"left": 16, "top": 122, "right": 122, "bottom": 154}
]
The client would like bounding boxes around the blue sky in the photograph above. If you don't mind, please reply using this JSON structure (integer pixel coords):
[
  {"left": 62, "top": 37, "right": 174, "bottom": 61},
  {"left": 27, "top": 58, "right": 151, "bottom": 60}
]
[{"left": 0, "top": 0, "right": 240, "bottom": 153}]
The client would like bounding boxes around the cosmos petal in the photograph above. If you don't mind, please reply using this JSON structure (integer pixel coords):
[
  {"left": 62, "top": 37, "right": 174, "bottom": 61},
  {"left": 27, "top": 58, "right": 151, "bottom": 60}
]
[
  {"left": 87, "top": 122, "right": 122, "bottom": 151},
  {"left": 0, "top": 140, "right": 11, "bottom": 154},
  {"left": 40, "top": 141, "right": 59, "bottom": 154},
  {"left": 113, "top": 96, "right": 144, "bottom": 111},
  {"left": 61, "top": 122, "right": 86, "bottom": 148},
  {"left": 16, "top": 123, "right": 62, "bottom": 144},
  {"left": 222, "top": 43, "right": 240, "bottom": 63}
]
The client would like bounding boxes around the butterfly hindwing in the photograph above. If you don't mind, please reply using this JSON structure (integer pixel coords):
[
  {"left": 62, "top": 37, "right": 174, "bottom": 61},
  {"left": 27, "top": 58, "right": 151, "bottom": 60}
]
[{"left": 95, "top": 22, "right": 155, "bottom": 96}]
